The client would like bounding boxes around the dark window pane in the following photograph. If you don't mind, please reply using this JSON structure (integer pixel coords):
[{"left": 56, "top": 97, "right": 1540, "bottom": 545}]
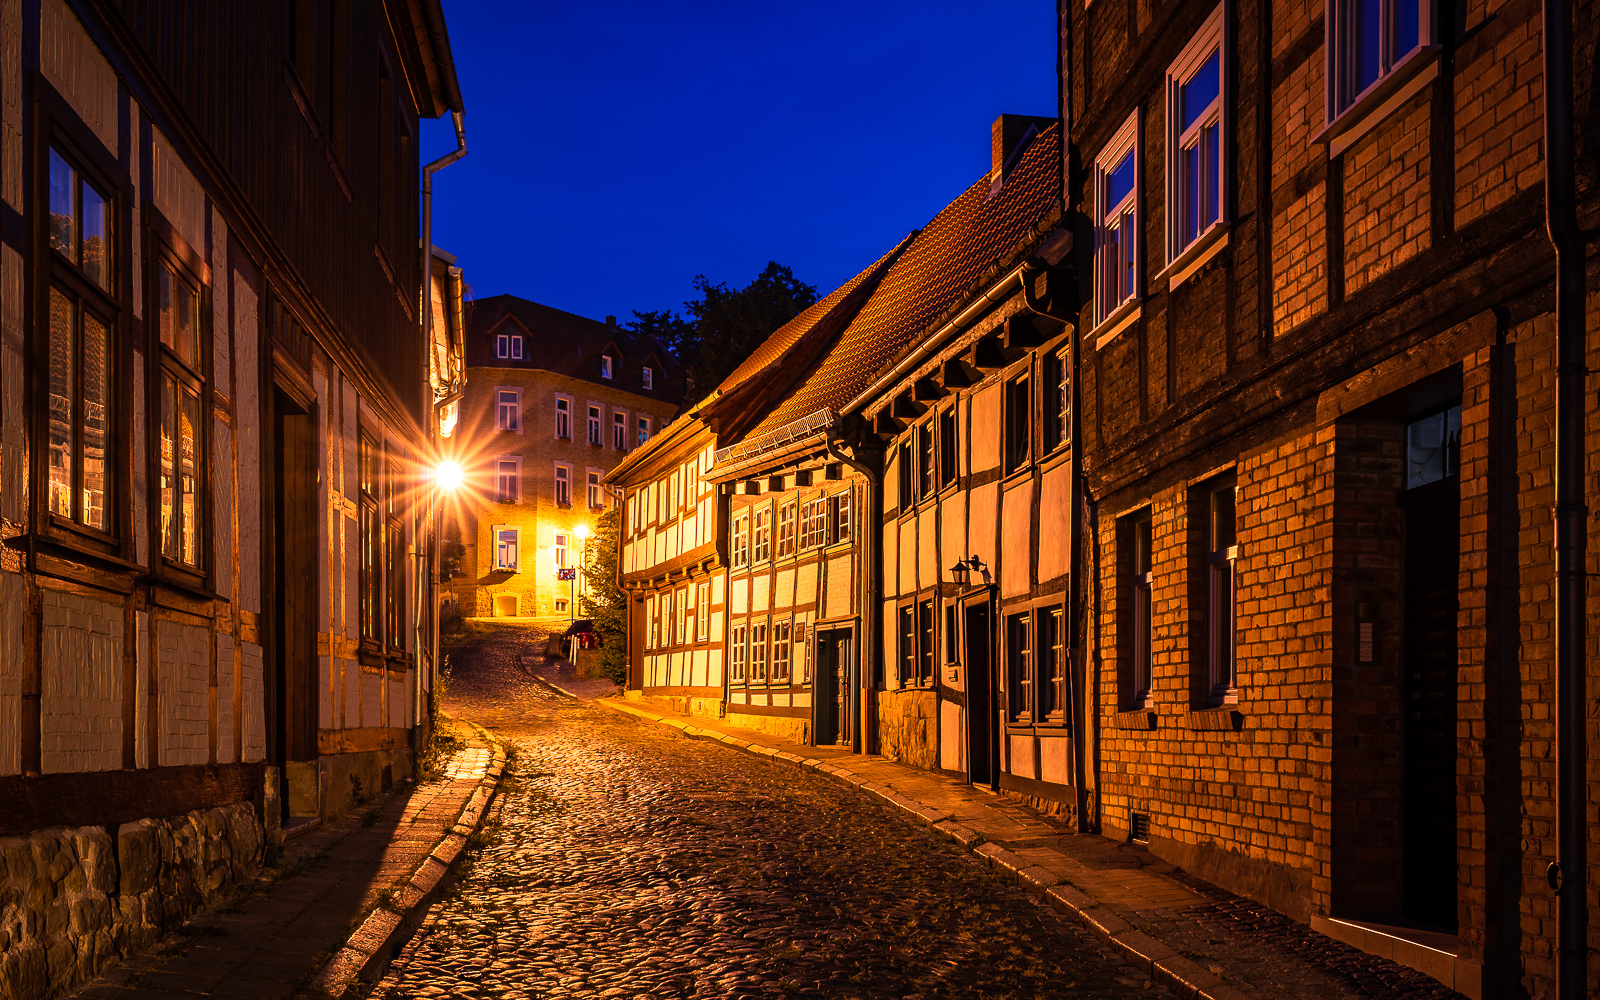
[
  {"left": 48, "top": 150, "right": 76, "bottom": 261},
  {"left": 48, "top": 290, "right": 74, "bottom": 518},
  {"left": 81, "top": 182, "right": 110, "bottom": 291},
  {"left": 1181, "top": 50, "right": 1220, "bottom": 131},
  {"left": 82, "top": 312, "right": 109, "bottom": 530},
  {"left": 1105, "top": 149, "right": 1136, "bottom": 213},
  {"left": 1356, "top": 0, "right": 1383, "bottom": 93},
  {"left": 160, "top": 376, "right": 177, "bottom": 558},
  {"left": 1396, "top": 0, "right": 1420, "bottom": 58}
]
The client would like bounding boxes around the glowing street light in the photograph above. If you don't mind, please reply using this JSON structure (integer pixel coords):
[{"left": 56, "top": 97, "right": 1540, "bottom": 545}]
[{"left": 434, "top": 460, "right": 464, "bottom": 492}]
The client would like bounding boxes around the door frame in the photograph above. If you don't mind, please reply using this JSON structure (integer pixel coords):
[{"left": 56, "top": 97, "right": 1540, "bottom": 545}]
[
  {"left": 810, "top": 622, "right": 856, "bottom": 747},
  {"left": 960, "top": 587, "right": 998, "bottom": 789}
]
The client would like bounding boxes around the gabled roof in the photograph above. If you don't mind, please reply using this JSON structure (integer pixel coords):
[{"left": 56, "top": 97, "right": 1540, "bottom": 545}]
[
  {"left": 465, "top": 294, "right": 687, "bottom": 405},
  {"left": 737, "top": 122, "right": 1062, "bottom": 440}
]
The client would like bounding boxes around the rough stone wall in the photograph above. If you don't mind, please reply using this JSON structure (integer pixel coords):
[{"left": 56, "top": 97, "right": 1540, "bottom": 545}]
[
  {"left": 876, "top": 689, "right": 937, "bottom": 771},
  {"left": 39, "top": 590, "right": 124, "bottom": 774},
  {"left": 0, "top": 801, "right": 263, "bottom": 1000}
]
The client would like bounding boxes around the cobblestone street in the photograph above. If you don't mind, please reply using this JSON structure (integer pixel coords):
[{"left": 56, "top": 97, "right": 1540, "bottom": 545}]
[{"left": 368, "top": 627, "right": 1173, "bottom": 1000}]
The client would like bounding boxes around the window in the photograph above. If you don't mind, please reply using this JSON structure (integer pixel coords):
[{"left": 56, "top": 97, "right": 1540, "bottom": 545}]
[
  {"left": 896, "top": 443, "right": 912, "bottom": 509},
  {"left": 732, "top": 512, "right": 749, "bottom": 569},
  {"left": 645, "top": 595, "right": 656, "bottom": 649},
  {"left": 385, "top": 460, "right": 405, "bottom": 650},
  {"left": 918, "top": 422, "right": 935, "bottom": 500},
  {"left": 697, "top": 582, "right": 711, "bottom": 641},
  {"left": 587, "top": 404, "right": 602, "bottom": 445},
  {"left": 1406, "top": 405, "right": 1461, "bottom": 488},
  {"left": 642, "top": 367, "right": 654, "bottom": 391},
  {"left": 944, "top": 603, "right": 959, "bottom": 664},
  {"left": 496, "top": 458, "right": 519, "bottom": 503},
  {"left": 45, "top": 145, "right": 118, "bottom": 541},
  {"left": 772, "top": 620, "right": 792, "bottom": 681},
  {"left": 613, "top": 411, "right": 628, "bottom": 450},
  {"left": 495, "top": 333, "right": 523, "bottom": 359},
  {"left": 677, "top": 587, "right": 689, "bottom": 645},
  {"left": 1006, "top": 373, "right": 1031, "bottom": 473},
  {"left": 731, "top": 622, "right": 747, "bottom": 682},
  {"left": 661, "top": 589, "right": 675, "bottom": 647},
  {"left": 917, "top": 600, "right": 934, "bottom": 687},
  {"left": 359, "top": 435, "right": 382, "bottom": 641},
  {"left": 752, "top": 506, "right": 771, "bottom": 563},
  {"left": 799, "top": 498, "right": 825, "bottom": 550},
  {"left": 555, "top": 397, "right": 571, "bottom": 439},
  {"left": 156, "top": 257, "right": 204, "bottom": 567},
  {"left": 1048, "top": 350, "right": 1070, "bottom": 452},
  {"left": 1203, "top": 475, "right": 1238, "bottom": 705},
  {"left": 496, "top": 389, "right": 521, "bottom": 432},
  {"left": 1007, "top": 612, "right": 1032, "bottom": 723},
  {"left": 554, "top": 464, "right": 571, "bottom": 506},
  {"left": 1094, "top": 112, "right": 1140, "bottom": 327},
  {"left": 1038, "top": 606, "right": 1066, "bottom": 723},
  {"left": 777, "top": 502, "right": 797, "bottom": 558},
  {"left": 554, "top": 532, "right": 568, "bottom": 569},
  {"left": 1129, "top": 512, "right": 1154, "bottom": 708},
  {"left": 939, "top": 409, "right": 958, "bottom": 487},
  {"left": 750, "top": 620, "right": 769, "bottom": 682},
  {"left": 600, "top": 354, "right": 614, "bottom": 379},
  {"left": 899, "top": 605, "right": 916, "bottom": 685},
  {"left": 587, "top": 470, "right": 603, "bottom": 509},
  {"left": 1328, "top": 0, "right": 1432, "bottom": 118},
  {"left": 831, "top": 489, "right": 851, "bottom": 543},
  {"left": 1167, "top": 9, "right": 1225, "bottom": 261},
  {"left": 637, "top": 416, "right": 650, "bottom": 446},
  {"left": 669, "top": 471, "right": 680, "bottom": 515},
  {"left": 494, "top": 527, "right": 519, "bottom": 571}
]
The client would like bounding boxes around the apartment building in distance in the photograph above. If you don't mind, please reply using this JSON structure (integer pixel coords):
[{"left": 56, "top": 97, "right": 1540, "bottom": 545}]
[
  {"left": 0, "top": 1, "right": 465, "bottom": 997},
  {"left": 450, "top": 296, "right": 682, "bottom": 619},
  {"left": 1064, "top": 0, "right": 1599, "bottom": 996}
]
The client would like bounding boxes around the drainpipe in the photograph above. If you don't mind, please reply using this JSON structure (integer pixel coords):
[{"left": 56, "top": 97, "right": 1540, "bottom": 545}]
[
  {"left": 419, "top": 110, "right": 467, "bottom": 740},
  {"left": 1543, "top": 3, "right": 1588, "bottom": 998},
  {"left": 823, "top": 433, "right": 880, "bottom": 755}
]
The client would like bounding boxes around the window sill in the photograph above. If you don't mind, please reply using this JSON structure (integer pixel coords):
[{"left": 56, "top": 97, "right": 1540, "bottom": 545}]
[
  {"left": 1114, "top": 709, "right": 1157, "bottom": 731},
  {"left": 1186, "top": 707, "right": 1244, "bottom": 732},
  {"left": 1039, "top": 443, "right": 1074, "bottom": 475},
  {"left": 1156, "top": 226, "right": 1229, "bottom": 293},
  {"left": 1089, "top": 300, "right": 1143, "bottom": 351},
  {"left": 1314, "top": 47, "right": 1440, "bottom": 158}
]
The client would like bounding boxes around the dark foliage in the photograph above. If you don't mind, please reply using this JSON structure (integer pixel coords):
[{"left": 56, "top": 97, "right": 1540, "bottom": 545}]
[{"left": 577, "top": 507, "right": 627, "bottom": 684}]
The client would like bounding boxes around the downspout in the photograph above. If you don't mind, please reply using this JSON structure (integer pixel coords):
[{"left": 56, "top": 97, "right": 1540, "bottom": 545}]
[
  {"left": 824, "top": 433, "right": 880, "bottom": 755},
  {"left": 1542, "top": 3, "right": 1588, "bottom": 998},
  {"left": 419, "top": 109, "right": 467, "bottom": 740}
]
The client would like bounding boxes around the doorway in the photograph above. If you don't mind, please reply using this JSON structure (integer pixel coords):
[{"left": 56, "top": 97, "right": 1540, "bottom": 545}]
[
  {"left": 1401, "top": 417, "right": 1460, "bottom": 931},
  {"left": 814, "top": 629, "right": 851, "bottom": 746},
  {"left": 964, "top": 601, "right": 993, "bottom": 787},
  {"left": 270, "top": 389, "right": 318, "bottom": 817}
]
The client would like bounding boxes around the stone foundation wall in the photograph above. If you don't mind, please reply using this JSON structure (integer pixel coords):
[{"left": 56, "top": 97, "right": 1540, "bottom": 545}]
[
  {"left": 723, "top": 712, "right": 809, "bottom": 745},
  {"left": 0, "top": 801, "right": 264, "bottom": 1000},
  {"left": 876, "top": 688, "right": 937, "bottom": 770}
]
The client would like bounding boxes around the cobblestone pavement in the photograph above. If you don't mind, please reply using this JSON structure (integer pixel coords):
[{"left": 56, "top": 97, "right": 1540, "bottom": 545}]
[{"left": 369, "top": 624, "right": 1174, "bottom": 1000}]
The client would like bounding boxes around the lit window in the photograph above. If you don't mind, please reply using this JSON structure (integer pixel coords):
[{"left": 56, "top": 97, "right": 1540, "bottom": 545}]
[
  {"left": 1329, "top": 0, "right": 1433, "bottom": 118},
  {"left": 554, "top": 532, "right": 568, "bottom": 568},
  {"left": 555, "top": 397, "right": 571, "bottom": 439},
  {"left": 601, "top": 355, "right": 614, "bottom": 379},
  {"left": 496, "top": 459, "right": 519, "bottom": 502},
  {"left": 918, "top": 422, "right": 934, "bottom": 500},
  {"left": 496, "top": 389, "right": 521, "bottom": 432},
  {"left": 554, "top": 464, "right": 571, "bottom": 506},
  {"left": 1094, "top": 112, "right": 1140, "bottom": 327},
  {"left": 156, "top": 260, "right": 204, "bottom": 565},
  {"left": 899, "top": 605, "right": 916, "bottom": 685},
  {"left": 677, "top": 587, "right": 689, "bottom": 645},
  {"left": 1167, "top": 8, "right": 1225, "bottom": 261},
  {"left": 587, "top": 470, "right": 603, "bottom": 509},
  {"left": 494, "top": 527, "right": 519, "bottom": 571},
  {"left": 587, "top": 405, "right": 602, "bottom": 445}
]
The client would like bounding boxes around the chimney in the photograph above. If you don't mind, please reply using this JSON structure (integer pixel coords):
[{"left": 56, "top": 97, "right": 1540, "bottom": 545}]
[
  {"left": 990, "top": 114, "right": 1055, "bottom": 189},
  {"left": 606, "top": 315, "right": 617, "bottom": 328}
]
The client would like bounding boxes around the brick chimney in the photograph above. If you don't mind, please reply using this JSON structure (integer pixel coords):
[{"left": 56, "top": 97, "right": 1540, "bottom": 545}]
[{"left": 991, "top": 114, "right": 1056, "bottom": 189}]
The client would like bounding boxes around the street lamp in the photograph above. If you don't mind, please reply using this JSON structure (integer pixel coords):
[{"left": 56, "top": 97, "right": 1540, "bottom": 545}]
[
  {"left": 420, "top": 458, "right": 463, "bottom": 736},
  {"left": 433, "top": 459, "right": 464, "bottom": 492},
  {"left": 948, "top": 555, "right": 988, "bottom": 588}
]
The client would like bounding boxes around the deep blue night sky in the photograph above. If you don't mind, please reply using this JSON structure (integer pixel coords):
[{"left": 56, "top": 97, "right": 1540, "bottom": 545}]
[{"left": 419, "top": 1, "right": 1058, "bottom": 324}]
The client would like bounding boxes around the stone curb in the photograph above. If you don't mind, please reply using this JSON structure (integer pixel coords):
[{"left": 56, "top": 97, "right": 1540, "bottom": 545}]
[
  {"left": 590, "top": 697, "right": 1258, "bottom": 1000},
  {"left": 310, "top": 719, "right": 508, "bottom": 998}
]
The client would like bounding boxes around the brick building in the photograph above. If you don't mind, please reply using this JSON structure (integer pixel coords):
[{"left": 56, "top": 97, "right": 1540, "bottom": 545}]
[
  {"left": 0, "top": 2, "right": 464, "bottom": 997},
  {"left": 1063, "top": 0, "right": 1599, "bottom": 997},
  {"left": 447, "top": 296, "right": 682, "bottom": 620}
]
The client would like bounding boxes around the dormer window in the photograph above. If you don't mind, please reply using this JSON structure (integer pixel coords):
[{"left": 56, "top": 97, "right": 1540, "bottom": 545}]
[
  {"left": 642, "top": 367, "right": 654, "bottom": 391},
  {"left": 496, "top": 333, "right": 523, "bottom": 360},
  {"left": 600, "top": 355, "right": 614, "bottom": 379}
]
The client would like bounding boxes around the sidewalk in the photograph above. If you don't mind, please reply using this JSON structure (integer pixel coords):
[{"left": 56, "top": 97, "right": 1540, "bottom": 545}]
[
  {"left": 593, "top": 697, "right": 1467, "bottom": 1000},
  {"left": 71, "top": 717, "right": 506, "bottom": 1000}
]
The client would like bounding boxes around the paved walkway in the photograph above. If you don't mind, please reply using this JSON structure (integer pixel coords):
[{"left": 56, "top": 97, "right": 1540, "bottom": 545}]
[
  {"left": 594, "top": 697, "right": 1468, "bottom": 1000},
  {"left": 71, "top": 717, "right": 505, "bottom": 1000}
]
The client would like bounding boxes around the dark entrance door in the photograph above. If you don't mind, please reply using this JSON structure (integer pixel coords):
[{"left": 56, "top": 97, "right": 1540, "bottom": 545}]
[
  {"left": 964, "top": 601, "right": 993, "bottom": 786},
  {"left": 814, "top": 630, "right": 851, "bottom": 746},
  {"left": 270, "top": 389, "right": 317, "bottom": 816},
  {"left": 1402, "top": 474, "right": 1459, "bottom": 930}
]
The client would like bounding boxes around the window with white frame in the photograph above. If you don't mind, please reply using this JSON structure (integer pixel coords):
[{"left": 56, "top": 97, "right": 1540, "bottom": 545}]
[
  {"left": 750, "top": 620, "right": 769, "bottom": 682},
  {"left": 496, "top": 388, "right": 521, "bottom": 432},
  {"left": 752, "top": 506, "right": 771, "bottom": 563},
  {"left": 554, "top": 463, "right": 571, "bottom": 506},
  {"left": 554, "top": 531, "right": 568, "bottom": 569},
  {"left": 772, "top": 620, "right": 791, "bottom": 681},
  {"left": 799, "top": 497, "right": 825, "bottom": 550},
  {"left": 495, "top": 458, "right": 519, "bottom": 503},
  {"left": 1328, "top": 0, "right": 1433, "bottom": 119},
  {"left": 600, "top": 354, "right": 614, "bottom": 379},
  {"left": 831, "top": 488, "right": 851, "bottom": 543},
  {"left": 1094, "top": 112, "right": 1141, "bottom": 327},
  {"left": 494, "top": 526, "right": 519, "bottom": 571},
  {"left": 613, "top": 411, "right": 627, "bottom": 450},
  {"left": 642, "top": 367, "right": 654, "bottom": 391},
  {"left": 637, "top": 415, "right": 650, "bottom": 446},
  {"left": 731, "top": 622, "right": 747, "bottom": 681},
  {"left": 495, "top": 333, "right": 523, "bottom": 359},
  {"left": 696, "top": 582, "right": 710, "bottom": 641},
  {"left": 732, "top": 512, "right": 749, "bottom": 569},
  {"left": 587, "top": 470, "right": 603, "bottom": 509},
  {"left": 587, "top": 404, "right": 602, "bottom": 445},
  {"left": 1167, "top": 8, "right": 1225, "bottom": 262},
  {"left": 555, "top": 396, "right": 571, "bottom": 439},
  {"left": 646, "top": 595, "right": 657, "bottom": 649},
  {"left": 677, "top": 586, "right": 689, "bottom": 645},
  {"left": 662, "top": 589, "right": 675, "bottom": 647},
  {"left": 777, "top": 501, "right": 796, "bottom": 558}
]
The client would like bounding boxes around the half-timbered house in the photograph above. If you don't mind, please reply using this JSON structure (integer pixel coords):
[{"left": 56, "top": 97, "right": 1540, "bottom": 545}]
[{"left": 0, "top": 2, "right": 463, "bottom": 996}]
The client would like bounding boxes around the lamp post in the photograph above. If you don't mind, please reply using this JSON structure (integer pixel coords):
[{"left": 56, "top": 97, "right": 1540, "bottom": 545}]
[
  {"left": 574, "top": 524, "right": 592, "bottom": 623},
  {"left": 423, "top": 460, "right": 464, "bottom": 732}
]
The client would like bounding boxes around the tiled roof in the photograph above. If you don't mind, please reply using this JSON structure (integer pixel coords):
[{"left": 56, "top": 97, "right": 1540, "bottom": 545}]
[
  {"left": 741, "top": 123, "right": 1061, "bottom": 439},
  {"left": 465, "top": 294, "right": 686, "bottom": 405}
]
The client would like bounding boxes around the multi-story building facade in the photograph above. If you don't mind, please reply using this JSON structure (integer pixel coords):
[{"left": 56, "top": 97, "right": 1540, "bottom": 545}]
[
  {"left": 1064, "top": 0, "right": 1599, "bottom": 997},
  {"left": 0, "top": 2, "right": 464, "bottom": 997},
  {"left": 451, "top": 295, "right": 681, "bottom": 619}
]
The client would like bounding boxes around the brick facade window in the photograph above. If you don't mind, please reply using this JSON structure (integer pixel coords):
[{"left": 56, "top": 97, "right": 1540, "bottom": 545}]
[
  {"left": 554, "top": 463, "right": 571, "bottom": 506},
  {"left": 1006, "top": 611, "right": 1032, "bottom": 723},
  {"left": 1166, "top": 6, "right": 1225, "bottom": 262},
  {"left": 613, "top": 411, "right": 627, "bottom": 450},
  {"left": 1125, "top": 510, "right": 1155, "bottom": 709},
  {"left": 637, "top": 415, "right": 650, "bottom": 446},
  {"left": 493, "top": 526, "right": 519, "bottom": 572},
  {"left": 1201, "top": 475, "right": 1238, "bottom": 705},
  {"left": 555, "top": 396, "right": 571, "bottom": 439},
  {"left": 496, "top": 389, "right": 521, "bottom": 432},
  {"left": 587, "top": 404, "right": 602, "bottom": 445},
  {"left": 495, "top": 332, "right": 522, "bottom": 359},
  {"left": 554, "top": 532, "right": 568, "bottom": 569},
  {"left": 495, "top": 458, "right": 519, "bottom": 503},
  {"left": 1093, "top": 111, "right": 1140, "bottom": 327},
  {"left": 587, "top": 469, "right": 603, "bottom": 509},
  {"left": 1327, "top": 0, "right": 1434, "bottom": 119}
]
